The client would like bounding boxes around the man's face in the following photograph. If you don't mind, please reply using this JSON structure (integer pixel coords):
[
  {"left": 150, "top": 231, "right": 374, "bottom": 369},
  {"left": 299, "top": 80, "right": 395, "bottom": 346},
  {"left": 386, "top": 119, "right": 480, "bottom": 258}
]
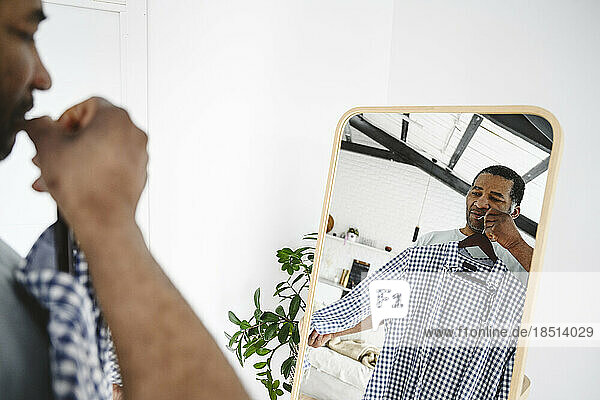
[
  {"left": 0, "top": 0, "right": 51, "bottom": 160},
  {"left": 465, "top": 173, "right": 516, "bottom": 233}
]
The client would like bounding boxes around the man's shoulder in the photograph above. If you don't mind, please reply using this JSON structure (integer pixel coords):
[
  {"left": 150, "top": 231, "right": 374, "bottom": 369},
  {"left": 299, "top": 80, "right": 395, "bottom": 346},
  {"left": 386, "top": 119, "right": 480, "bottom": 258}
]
[
  {"left": 0, "top": 238, "right": 23, "bottom": 274},
  {"left": 0, "top": 238, "right": 53, "bottom": 400},
  {"left": 414, "top": 229, "right": 461, "bottom": 247},
  {"left": 0, "top": 238, "right": 24, "bottom": 299}
]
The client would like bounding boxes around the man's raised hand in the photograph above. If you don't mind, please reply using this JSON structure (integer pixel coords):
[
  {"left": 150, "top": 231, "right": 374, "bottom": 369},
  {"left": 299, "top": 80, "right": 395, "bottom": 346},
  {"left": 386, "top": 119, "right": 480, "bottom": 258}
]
[
  {"left": 483, "top": 207, "right": 524, "bottom": 250},
  {"left": 24, "top": 97, "right": 148, "bottom": 236}
]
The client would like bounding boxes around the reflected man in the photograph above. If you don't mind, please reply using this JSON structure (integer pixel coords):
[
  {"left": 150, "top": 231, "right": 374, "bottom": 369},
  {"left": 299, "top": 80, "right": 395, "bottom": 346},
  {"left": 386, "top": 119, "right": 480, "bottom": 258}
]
[{"left": 309, "top": 164, "right": 532, "bottom": 346}]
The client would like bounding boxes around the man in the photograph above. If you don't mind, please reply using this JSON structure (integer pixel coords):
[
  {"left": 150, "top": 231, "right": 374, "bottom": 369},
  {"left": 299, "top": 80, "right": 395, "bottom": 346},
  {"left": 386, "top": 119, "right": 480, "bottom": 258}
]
[
  {"left": 308, "top": 164, "right": 533, "bottom": 347},
  {"left": 415, "top": 164, "right": 532, "bottom": 274},
  {"left": 0, "top": 1, "right": 249, "bottom": 399}
]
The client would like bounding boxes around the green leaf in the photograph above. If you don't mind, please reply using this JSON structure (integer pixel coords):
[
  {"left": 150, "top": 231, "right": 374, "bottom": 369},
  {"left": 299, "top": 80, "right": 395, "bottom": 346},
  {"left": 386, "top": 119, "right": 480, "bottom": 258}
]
[
  {"left": 276, "top": 389, "right": 284, "bottom": 396},
  {"left": 228, "top": 311, "right": 241, "bottom": 325},
  {"left": 264, "top": 323, "right": 278, "bottom": 341},
  {"left": 273, "top": 380, "right": 280, "bottom": 389},
  {"left": 281, "top": 356, "right": 295, "bottom": 378},
  {"left": 275, "top": 305, "right": 286, "bottom": 317},
  {"left": 261, "top": 312, "right": 279, "bottom": 323},
  {"left": 277, "top": 325, "right": 289, "bottom": 343},
  {"left": 228, "top": 331, "right": 242, "bottom": 348},
  {"left": 283, "top": 382, "right": 293, "bottom": 392},
  {"left": 292, "top": 324, "right": 300, "bottom": 345},
  {"left": 257, "top": 371, "right": 268, "bottom": 376},
  {"left": 291, "top": 274, "right": 304, "bottom": 286},
  {"left": 254, "top": 288, "right": 261, "bottom": 308},
  {"left": 256, "top": 348, "right": 270, "bottom": 356},
  {"left": 240, "top": 320, "right": 251, "bottom": 330},
  {"left": 236, "top": 341, "right": 243, "bottom": 366},
  {"left": 243, "top": 345, "right": 257, "bottom": 358},
  {"left": 289, "top": 295, "right": 301, "bottom": 320},
  {"left": 243, "top": 338, "right": 257, "bottom": 349},
  {"left": 253, "top": 361, "right": 267, "bottom": 369}
]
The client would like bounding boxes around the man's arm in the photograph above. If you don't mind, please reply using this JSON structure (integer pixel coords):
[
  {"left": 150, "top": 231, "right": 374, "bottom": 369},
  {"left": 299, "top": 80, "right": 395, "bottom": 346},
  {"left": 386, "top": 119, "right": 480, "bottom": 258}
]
[
  {"left": 504, "top": 240, "right": 533, "bottom": 273},
  {"left": 25, "top": 98, "right": 249, "bottom": 400},
  {"left": 307, "top": 316, "right": 373, "bottom": 348},
  {"left": 483, "top": 208, "right": 533, "bottom": 272}
]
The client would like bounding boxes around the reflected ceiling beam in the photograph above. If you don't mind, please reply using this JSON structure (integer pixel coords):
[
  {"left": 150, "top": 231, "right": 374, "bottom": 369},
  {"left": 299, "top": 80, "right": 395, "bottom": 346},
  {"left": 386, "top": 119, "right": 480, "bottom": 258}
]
[
  {"left": 401, "top": 113, "right": 409, "bottom": 142},
  {"left": 482, "top": 114, "right": 553, "bottom": 154},
  {"left": 522, "top": 156, "right": 550, "bottom": 184},
  {"left": 341, "top": 141, "right": 399, "bottom": 162},
  {"left": 349, "top": 114, "right": 470, "bottom": 195},
  {"left": 348, "top": 114, "right": 538, "bottom": 238},
  {"left": 447, "top": 114, "right": 483, "bottom": 170}
]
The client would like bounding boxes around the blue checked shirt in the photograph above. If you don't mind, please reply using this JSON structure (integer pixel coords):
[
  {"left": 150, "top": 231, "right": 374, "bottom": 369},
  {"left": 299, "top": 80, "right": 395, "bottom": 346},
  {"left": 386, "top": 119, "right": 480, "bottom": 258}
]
[
  {"left": 308, "top": 241, "right": 525, "bottom": 400},
  {"left": 14, "top": 224, "right": 121, "bottom": 400}
]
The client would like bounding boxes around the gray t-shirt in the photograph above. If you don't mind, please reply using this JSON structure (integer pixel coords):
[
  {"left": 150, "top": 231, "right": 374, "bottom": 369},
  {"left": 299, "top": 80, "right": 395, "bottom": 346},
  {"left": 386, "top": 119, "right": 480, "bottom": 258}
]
[
  {"left": 0, "top": 238, "right": 53, "bottom": 400},
  {"left": 414, "top": 229, "right": 529, "bottom": 287}
]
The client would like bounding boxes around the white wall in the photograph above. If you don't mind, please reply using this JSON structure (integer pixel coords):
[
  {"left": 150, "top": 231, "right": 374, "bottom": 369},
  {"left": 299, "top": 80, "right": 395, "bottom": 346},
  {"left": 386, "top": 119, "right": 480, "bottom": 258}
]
[
  {"left": 387, "top": 1, "right": 600, "bottom": 398},
  {"left": 147, "top": 1, "right": 600, "bottom": 398},
  {"left": 146, "top": 1, "right": 394, "bottom": 398}
]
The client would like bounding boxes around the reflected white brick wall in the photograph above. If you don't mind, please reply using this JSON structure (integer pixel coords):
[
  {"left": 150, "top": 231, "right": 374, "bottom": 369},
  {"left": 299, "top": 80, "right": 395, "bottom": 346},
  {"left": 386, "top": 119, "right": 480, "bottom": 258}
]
[{"left": 328, "top": 150, "right": 466, "bottom": 255}]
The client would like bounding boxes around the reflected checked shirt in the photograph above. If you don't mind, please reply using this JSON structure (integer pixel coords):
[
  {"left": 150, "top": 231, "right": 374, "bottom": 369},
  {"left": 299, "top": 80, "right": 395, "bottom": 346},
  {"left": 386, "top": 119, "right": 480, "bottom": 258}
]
[
  {"left": 309, "top": 242, "right": 526, "bottom": 400},
  {"left": 13, "top": 225, "right": 121, "bottom": 400}
]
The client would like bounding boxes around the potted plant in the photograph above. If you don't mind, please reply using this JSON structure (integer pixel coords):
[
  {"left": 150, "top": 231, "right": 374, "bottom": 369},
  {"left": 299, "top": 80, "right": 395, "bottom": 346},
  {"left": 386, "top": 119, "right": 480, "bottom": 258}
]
[{"left": 225, "top": 233, "right": 316, "bottom": 400}]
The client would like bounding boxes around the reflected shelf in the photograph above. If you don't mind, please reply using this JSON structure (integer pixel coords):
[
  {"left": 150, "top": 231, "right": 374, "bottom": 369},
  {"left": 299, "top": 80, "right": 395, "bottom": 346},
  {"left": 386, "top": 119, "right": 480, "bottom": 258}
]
[
  {"left": 317, "top": 277, "right": 351, "bottom": 293},
  {"left": 325, "top": 233, "right": 393, "bottom": 255}
]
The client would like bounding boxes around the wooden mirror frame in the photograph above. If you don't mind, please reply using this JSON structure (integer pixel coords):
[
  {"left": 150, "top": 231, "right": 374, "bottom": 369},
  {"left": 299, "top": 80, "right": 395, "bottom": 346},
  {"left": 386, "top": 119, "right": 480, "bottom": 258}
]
[{"left": 291, "top": 106, "right": 563, "bottom": 400}]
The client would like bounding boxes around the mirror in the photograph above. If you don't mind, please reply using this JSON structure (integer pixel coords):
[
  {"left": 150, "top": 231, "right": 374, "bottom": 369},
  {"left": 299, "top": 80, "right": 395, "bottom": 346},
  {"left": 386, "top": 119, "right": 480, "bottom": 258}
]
[{"left": 293, "top": 107, "right": 561, "bottom": 400}]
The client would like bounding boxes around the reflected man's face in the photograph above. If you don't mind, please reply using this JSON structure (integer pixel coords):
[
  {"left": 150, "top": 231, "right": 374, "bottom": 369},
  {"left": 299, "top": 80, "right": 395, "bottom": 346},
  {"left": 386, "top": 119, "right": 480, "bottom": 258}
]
[
  {"left": 465, "top": 173, "right": 518, "bottom": 233},
  {"left": 0, "top": 0, "right": 51, "bottom": 160}
]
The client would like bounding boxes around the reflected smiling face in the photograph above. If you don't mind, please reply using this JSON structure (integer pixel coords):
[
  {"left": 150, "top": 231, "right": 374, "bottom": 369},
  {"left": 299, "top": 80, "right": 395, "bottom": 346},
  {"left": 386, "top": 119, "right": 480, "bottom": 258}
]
[
  {"left": 0, "top": 0, "right": 51, "bottom": 160},
  {"left": 465, "top": 173, "right": 519, "bottom": 233}
]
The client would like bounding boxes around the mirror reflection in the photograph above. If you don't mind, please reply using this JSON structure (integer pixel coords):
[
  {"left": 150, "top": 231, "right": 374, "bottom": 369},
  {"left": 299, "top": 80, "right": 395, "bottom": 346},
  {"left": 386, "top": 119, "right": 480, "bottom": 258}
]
[{"left": 298, "top": 112, "right": 554, "bottom": 400}]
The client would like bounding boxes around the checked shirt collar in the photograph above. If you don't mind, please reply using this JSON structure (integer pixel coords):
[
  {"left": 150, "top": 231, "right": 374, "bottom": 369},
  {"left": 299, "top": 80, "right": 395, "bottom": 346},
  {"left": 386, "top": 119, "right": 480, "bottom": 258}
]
[{"left": 13, "top": 224, "right": 121, "bottom": 400}]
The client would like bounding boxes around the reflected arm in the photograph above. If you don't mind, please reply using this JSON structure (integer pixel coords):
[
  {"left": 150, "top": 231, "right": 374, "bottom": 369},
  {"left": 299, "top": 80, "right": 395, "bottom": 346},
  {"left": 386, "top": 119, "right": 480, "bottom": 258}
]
[
  {"left": 308, "top": 316, "right": 373, "bottom": 347},
  {"left": 505, "top": 239, "right": 533, "bottom": 272},
  {"left": 333, "top": 315, "right": 373, "bottom": 337}
]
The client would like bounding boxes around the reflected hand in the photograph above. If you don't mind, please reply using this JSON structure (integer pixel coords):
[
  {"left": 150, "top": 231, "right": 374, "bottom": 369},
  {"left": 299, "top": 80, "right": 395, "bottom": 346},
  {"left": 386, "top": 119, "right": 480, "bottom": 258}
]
[
  {"left": 307, "top": 329, "right": 334, "bottom": 348},
  {"left": 483, "top": 208, "right": 524, "bottom": 250}
]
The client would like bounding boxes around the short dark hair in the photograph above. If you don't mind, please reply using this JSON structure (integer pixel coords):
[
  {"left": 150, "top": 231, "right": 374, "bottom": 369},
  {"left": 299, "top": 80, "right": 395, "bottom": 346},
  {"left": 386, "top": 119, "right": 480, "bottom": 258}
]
[{"left": 472, "top": 165, "right": 525, "bottom": 208}]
